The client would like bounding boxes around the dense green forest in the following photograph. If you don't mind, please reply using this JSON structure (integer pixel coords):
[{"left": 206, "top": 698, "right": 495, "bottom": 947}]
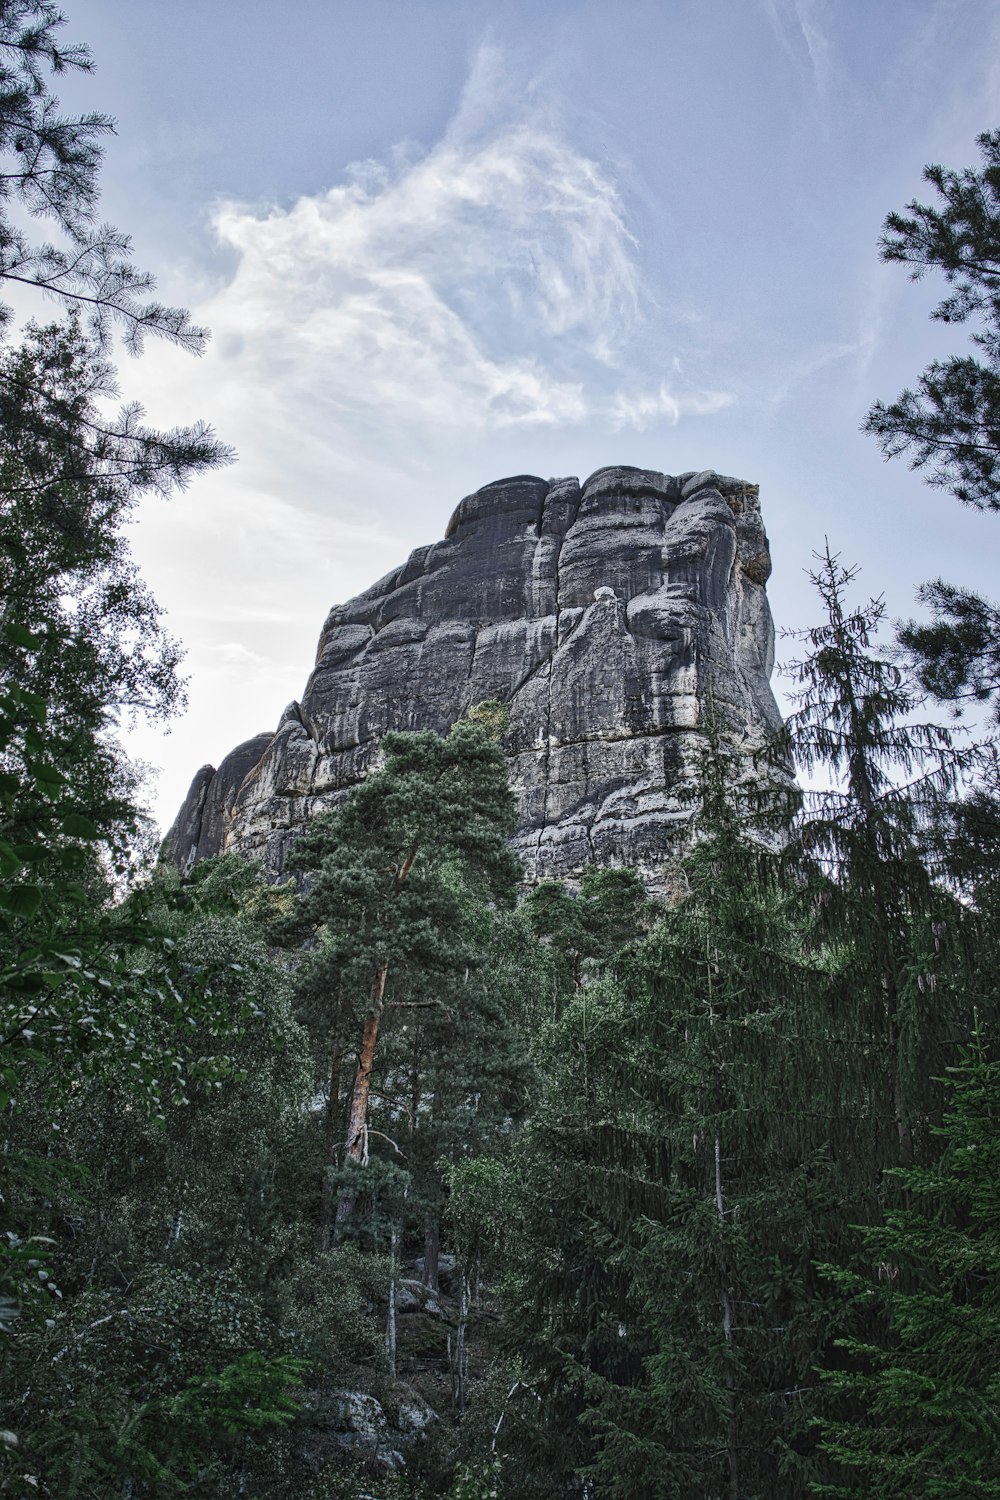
[{"left": 1, "top": 5, "right": 999, "bottom": 1497}]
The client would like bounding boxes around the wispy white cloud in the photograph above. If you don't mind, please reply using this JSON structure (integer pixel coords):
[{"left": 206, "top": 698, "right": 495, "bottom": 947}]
[
  {"left": 761, "top": 338, "right": 868, "bottom": 410},
  {"left": 607, "top": 382, "right": 734, "bottom": 429},
  {"left": 760, "top": 0, "right": 833, "bottom": 96},
  {"left": 171, "top": 41, "right": 726, "bottom": 446}
]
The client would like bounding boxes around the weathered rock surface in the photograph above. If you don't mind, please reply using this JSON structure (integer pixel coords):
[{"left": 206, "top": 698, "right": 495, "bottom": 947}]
[
  {"left": 165, "top": 466, "right": 783, "bottom": 889},
  {"left": 164, "top": 732, "right": 273, "bottom": 873},
  {"left": 330, "top": 1391, "right": 404, "bottom": 1473}
]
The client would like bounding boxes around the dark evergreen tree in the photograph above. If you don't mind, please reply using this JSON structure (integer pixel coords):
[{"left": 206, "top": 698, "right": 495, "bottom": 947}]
[
  {"left": 522, "top": 864, "right": 654, "bottom": 1009},
  {"left": 784, "top": 550, "right": 997, "bottom": 1498},
  {"left": 486, "top": 729, "right": 846, "bottom": 1500},
  {"left": 814, "top": 1021, "right": 1000, "bottom": 1499},
  {"left": 782, "top": 545, "right": 970, "bottom": 1170},
  {"left": 0, "top": 329, "right": 235, "bottom": 1339},
  {"left": 381, "top": 896, "right": 539, "bottom": 1293},
  {"left": 923, "top": 746, "right": 1000, "bottom": 918}
]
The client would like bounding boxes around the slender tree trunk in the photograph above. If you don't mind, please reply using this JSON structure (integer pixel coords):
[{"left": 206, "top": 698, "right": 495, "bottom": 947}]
[
  {"left": 715, "top": 1134, "right": 739, "bottom": 1500},
  {"left": 452, "top": 1267, "right": 469, "bottom": 1416},
  {"left": 885, "top": 981, "right": 914, "bottom": 1168},
  {"left": 319, "top": 1043, "right": 344, "bottom": 1251},
  {"left": 386, "top": 1221, "right": 400, "bottom": 1380},
  {"left": 335, "top": 964, "right": 388, "bottom": 1226},
  {"left": 421, "top": 1086, "right": 442, "bottom": 1291}
]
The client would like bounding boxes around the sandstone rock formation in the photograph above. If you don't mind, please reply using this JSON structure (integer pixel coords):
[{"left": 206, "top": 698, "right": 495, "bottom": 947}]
[{"left": 164, "top": 466, "right": 783, "bottom": 889}]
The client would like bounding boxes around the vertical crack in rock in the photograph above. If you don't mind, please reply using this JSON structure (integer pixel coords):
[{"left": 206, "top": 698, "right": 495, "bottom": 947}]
[{"left": 164, "top": 467, "right": 785, "bottom": 893}]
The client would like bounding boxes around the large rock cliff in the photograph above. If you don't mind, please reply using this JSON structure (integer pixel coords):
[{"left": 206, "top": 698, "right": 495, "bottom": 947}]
[{"left": 164, "top": 466, "right": 783, "bottom": 888}]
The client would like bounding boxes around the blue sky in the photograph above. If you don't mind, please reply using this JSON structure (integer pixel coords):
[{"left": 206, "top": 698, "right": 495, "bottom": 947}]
[{"left": 53, "top": 0, "right": 1000, "bottom": 830}]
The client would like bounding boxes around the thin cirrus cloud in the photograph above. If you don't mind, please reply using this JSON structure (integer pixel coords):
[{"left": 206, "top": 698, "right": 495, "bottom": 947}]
[
  {"left": 189, "top": 44, "right": 731, "bottom": 455},
  {"left": 759, "top": 0, "right": 833, "bottom": 97}
]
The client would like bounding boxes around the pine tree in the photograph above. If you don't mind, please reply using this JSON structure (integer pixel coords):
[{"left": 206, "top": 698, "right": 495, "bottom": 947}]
[
  {"left": 865, "top": 130, "right": 1000, "bottom": 512},
  {"left": 288, "top": 722, "right": 520, "bottom": 1241},
  {"left": 863, "top": 131, "right": 1000, "bottom": 717},
  {"left": 0, "top": 2, "right": 218, "bottom": 357}
]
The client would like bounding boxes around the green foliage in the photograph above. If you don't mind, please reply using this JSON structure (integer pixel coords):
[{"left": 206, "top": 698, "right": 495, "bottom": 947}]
[
  {"left": 813, "top": 1025, "right": 1000, "bottom": 1498},
  {"left": 7, "top": 1352, "right": 308, "bottom": 1497},
  {"left": 898, "top": 581, "right": 1000, "bottom": 725},
  {"left": 482, "top": 729, "right": 842, "bottom": 1498},
  {"left": 0, "top": 3, "right": 229, "bottom": 1347},
  {"left": 782, "top": 546, "right": 971, "bottom": 1169},
  {"left": 0, "top": 0, "right": 228, "bottom": 363},
  {"left": 169, "top": 1351, "right": 308, "bottom": 1436},
  {"left": 289, "top": 720, "right": 524, "bottom": 1243},
  {"left": 483, "top": 648, "right": 996, "bottom": 1500},
  {"left": 290, "top": 722, "right": 520, "bottom": 998},
  {"left": 522, "top": 864, "right": 654, "bottom": 1007},
  {"left": 865, "top": 130, "right": 1000, "bottom": 511},
  {"left": 446, "top": 1455, "right": 504, "bottom": 1499},
  {"left": 866, "top": 131, "right": 1000, "bottom": 723},
  {"left": 0, "top": 851, "right": 388, "bottom": 1497},
  {"left": 783, "top": 547, "right": 966, "bottom": 874}
]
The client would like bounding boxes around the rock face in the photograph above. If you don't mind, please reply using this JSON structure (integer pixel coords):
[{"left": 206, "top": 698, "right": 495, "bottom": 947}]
[
  {"left": 165, "top": 733, "right": 274, "bottom": 874},
  {"left": 164, "top": 466, "right": 783, "bottom": 889}
]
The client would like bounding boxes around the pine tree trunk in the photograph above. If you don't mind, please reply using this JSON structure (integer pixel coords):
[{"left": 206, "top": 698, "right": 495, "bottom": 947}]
[{"left": 335, "top": 964, "right": 388, "bottom": 1226}]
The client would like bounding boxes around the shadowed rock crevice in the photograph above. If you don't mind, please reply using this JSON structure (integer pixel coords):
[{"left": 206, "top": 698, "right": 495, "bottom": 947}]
[{"left": 164, "top": 466, "right": 783, "bottom": 890}]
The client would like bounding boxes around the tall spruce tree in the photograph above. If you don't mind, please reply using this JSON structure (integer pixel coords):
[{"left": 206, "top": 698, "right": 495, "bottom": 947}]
[
  {"left": 783, "top": 550, "right": 996, "bottom": 1496},
  {"left": 782, "top": 546, "right": 970, "bottom": 1171},
  {"left": 490, "top": 728, "right": 849, "bottom": 1500},
  {"left": 813, "top": 1021, "right": 1000, "bottom": 1499}
]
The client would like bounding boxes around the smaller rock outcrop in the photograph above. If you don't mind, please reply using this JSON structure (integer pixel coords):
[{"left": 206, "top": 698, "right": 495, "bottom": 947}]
[
  {"left": 163, "top": 732, "right": 272, "bottom": 872},
  {"left": 331, "top": 1391, "right": 404, "bottom": 1474}
]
